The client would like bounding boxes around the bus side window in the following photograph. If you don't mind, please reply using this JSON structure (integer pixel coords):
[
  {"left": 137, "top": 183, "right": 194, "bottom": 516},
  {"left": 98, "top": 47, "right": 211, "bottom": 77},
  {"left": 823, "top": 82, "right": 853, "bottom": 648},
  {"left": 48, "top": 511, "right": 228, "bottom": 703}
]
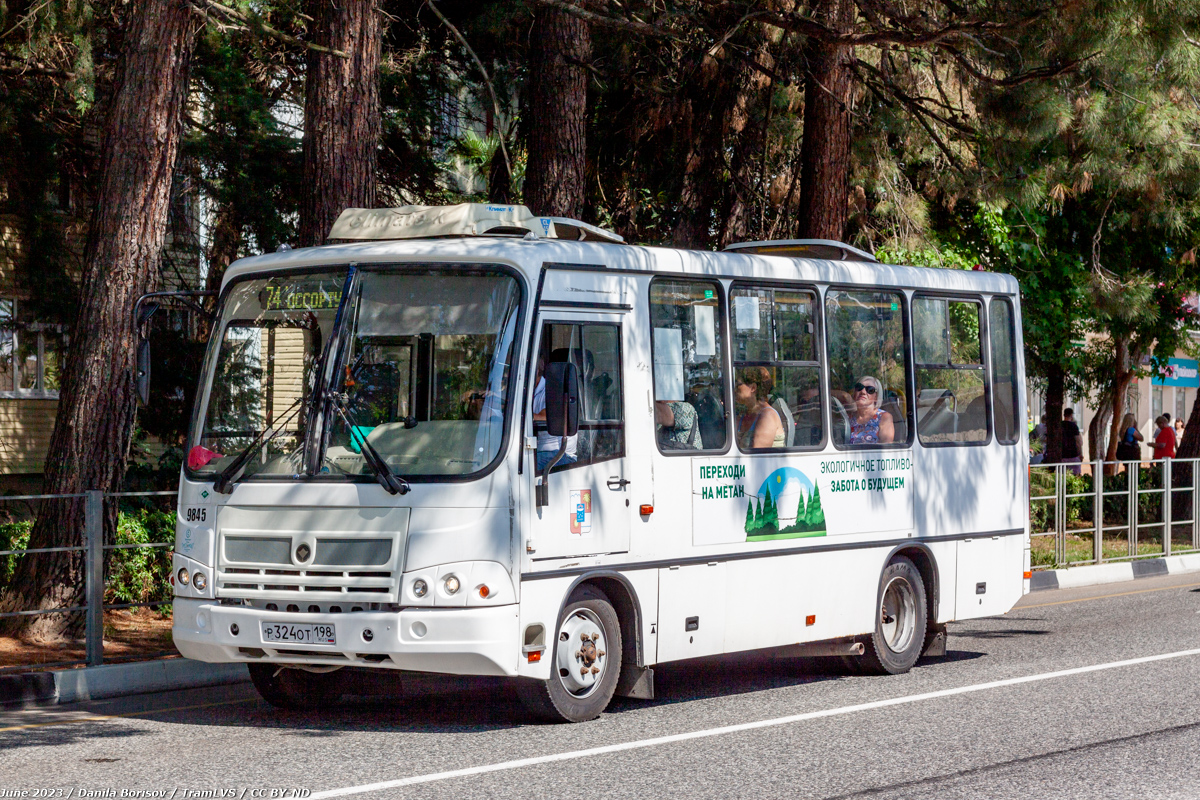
[
  {"left": 649, "top": 279, "right": 729, "bottom": 453},
  {"left": 989, "top": 298, "right": 1020, "bottom": 444},
  {"left": 825, "top": 289, "right": 911, "bottom": 447},
  {"left": 913, "top": 296, "right": 988, "bottom": 445},
  {"left": 731, "top": 284, "right": 822, "bottom": 450},
  {"left": 532, "top": 321, "right": 625, "bottom": 472}
]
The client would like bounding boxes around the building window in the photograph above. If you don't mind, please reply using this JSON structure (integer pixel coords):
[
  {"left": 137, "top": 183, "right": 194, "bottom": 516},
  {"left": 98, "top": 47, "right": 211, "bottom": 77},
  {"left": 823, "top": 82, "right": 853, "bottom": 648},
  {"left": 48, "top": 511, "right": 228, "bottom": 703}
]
[{"left": 0, "top": 299, "right": 67, "bottom": 397}]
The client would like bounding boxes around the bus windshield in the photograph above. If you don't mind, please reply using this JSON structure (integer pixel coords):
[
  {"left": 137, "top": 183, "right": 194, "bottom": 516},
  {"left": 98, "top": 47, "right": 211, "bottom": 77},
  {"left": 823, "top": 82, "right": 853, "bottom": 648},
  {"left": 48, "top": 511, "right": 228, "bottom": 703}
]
[
  {"left": 187, "top": 266, "right": 522, "bottom": 482},
  {"left": 323, "top": 270, "right": 520, "bottom": 477}
]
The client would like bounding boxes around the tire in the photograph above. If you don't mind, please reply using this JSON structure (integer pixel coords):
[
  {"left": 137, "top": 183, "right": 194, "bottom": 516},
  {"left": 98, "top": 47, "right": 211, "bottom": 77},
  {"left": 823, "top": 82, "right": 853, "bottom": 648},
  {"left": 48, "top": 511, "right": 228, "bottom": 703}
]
[
  {"left": 858, "top": 556, "right": 928, "bottom": 675},
  {"left": 248, "top": 664, "right": 344, "bottom": 709},
  {"left": 516, "top": 586, "right": 623, "bottom": 723}
]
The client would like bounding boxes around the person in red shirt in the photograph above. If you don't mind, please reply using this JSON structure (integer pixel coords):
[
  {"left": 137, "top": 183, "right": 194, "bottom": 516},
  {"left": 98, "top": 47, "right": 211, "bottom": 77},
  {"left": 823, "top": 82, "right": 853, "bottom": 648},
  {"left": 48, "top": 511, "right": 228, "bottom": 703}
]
[{"left": 1152, "top": 415, "right": 1177, "bottom": 459}]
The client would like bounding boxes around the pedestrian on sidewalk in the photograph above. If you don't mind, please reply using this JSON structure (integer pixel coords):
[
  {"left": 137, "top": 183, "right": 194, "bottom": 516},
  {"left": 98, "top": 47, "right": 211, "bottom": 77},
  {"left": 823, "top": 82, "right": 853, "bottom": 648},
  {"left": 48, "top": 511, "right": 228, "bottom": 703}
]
[
  {"left": 1174, "top": 417, "right": 1186, "bottom": 441},
  {"left": 1061, "top": 408, "right": 1083, "bottom": 475},
  {"left": 1151, "top": 415, "right": 1177, "bottom": 460},
  {"left": 1116, "top": 413, "right": 1144, "bottom": 463}
]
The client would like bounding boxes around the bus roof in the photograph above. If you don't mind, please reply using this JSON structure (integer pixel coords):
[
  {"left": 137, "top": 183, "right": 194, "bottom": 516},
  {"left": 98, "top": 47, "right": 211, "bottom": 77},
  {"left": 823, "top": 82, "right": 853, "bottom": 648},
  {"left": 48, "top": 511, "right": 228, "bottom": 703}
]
[{"left": 221, "top": 236, "right": 1020, "bottom": 297}]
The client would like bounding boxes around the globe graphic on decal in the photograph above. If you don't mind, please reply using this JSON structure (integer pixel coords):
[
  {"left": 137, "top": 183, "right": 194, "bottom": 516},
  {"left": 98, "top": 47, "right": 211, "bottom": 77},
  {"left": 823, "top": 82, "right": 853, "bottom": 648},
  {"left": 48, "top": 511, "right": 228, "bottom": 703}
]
[{"left": 758, "top": 467, "right": 813, "bottom": 528}]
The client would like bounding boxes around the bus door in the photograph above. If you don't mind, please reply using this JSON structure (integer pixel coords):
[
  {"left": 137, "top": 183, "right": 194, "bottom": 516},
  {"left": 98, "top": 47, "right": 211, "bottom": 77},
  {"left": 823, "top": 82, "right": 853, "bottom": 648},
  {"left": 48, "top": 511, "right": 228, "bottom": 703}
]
[{"left": 526, "top": 314, "right": 631, "bottom": 559}]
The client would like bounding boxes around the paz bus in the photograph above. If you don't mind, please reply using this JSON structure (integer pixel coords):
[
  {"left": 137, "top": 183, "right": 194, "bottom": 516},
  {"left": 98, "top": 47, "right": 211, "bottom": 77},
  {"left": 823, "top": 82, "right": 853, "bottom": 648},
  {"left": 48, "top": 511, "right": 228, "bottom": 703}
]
[{"left": 161, "top": 203, "right": 1029, "bottom": 722}]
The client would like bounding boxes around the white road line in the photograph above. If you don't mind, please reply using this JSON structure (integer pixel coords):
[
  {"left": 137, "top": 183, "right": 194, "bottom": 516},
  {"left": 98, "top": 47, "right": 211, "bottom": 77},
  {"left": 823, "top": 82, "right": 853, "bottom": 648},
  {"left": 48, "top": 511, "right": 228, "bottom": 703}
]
[{"left": 309, "top": 647, "right": 1200, "bottom": 799}]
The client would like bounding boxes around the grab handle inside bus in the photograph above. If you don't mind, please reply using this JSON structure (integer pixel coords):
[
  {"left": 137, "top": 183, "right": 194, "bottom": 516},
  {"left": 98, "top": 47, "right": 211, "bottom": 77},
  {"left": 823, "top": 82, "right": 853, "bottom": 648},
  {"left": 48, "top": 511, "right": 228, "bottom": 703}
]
[{"left": 537, "top": 362, "right": 580, "bottom": 507}]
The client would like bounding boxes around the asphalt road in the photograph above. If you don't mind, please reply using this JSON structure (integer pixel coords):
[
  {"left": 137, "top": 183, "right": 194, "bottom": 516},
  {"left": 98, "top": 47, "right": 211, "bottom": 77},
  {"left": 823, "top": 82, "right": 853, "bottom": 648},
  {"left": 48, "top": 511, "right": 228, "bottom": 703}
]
[{"left": 4, "top": 573, "right": 1200, "bottom": 799}]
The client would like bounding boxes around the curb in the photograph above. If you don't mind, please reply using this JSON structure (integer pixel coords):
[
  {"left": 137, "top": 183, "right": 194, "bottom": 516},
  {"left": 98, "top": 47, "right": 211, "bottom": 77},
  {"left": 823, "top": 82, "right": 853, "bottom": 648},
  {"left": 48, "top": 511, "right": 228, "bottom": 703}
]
[
  {"left": 0, "top": 658, "right": 249, "bottom": 708},
  {"left": 1030, "top": 553, "right": 1200, "bottom": 592}
]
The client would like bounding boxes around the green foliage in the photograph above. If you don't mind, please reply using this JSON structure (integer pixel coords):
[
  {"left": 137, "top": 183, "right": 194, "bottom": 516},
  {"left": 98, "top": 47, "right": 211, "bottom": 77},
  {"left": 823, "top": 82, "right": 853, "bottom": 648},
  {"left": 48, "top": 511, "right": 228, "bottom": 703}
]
[
  {"left": 107, "top": 509, "right": 175, "bottom": 606},
  {"left": 0, "top": 521, "right": 32, "bottom": 594}
]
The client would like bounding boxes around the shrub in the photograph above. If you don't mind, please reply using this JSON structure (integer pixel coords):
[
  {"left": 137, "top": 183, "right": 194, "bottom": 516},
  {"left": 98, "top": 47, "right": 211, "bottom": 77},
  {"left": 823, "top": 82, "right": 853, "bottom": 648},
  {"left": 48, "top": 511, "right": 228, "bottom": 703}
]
[
  {"left": 0, "top": 521, "right": 32, "bottom": 593},
  {"left": 107, "top": 509, "right": 175, "bottom": 606}
]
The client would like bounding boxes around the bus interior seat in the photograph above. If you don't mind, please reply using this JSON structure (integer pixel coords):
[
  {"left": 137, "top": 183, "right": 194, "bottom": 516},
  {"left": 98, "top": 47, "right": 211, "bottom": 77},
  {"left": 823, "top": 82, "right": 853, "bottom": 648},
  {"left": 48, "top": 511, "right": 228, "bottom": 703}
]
[
  {"left": 772, "top": 397, "right": 795, "bottom": 447},
  {"left": 880, "top": 399, "right": 906, "bottom": 443},
  {"left": 792, "top": 397, "right": 823, "bottom": 446},
  {"left": 959, "top": 394, "right": 988, "bottom": 441},
  {"left": 691, "top": 391, "right": 725, "bottom": 449},
  {"left": 917, "top": 389, "right": 957, "bottom": 439}
]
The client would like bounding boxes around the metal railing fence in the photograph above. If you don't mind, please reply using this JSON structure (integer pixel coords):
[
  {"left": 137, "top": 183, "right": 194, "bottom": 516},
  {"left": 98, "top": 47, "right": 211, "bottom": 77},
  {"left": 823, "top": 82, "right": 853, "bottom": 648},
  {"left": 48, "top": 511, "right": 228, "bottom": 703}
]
[
  {"left": 0, "top": 489, "right": 177, "bottom": 672},
  {"left": 1029, "top": 457, "right": 1200, "bottom": 570}
]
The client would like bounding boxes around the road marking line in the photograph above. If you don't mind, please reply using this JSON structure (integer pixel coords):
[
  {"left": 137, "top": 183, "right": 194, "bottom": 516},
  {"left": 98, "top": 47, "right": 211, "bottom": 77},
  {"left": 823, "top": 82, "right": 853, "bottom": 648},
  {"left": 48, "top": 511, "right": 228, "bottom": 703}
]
[
  {"left": 0, "top": 697, "right": 255, "bottom": 732},
  {"left": 1020, "top": 581, "right": 1200, "bottom": 609},
  {"left": 309, "top": 647, "right": 1200, "bottom": 799}
]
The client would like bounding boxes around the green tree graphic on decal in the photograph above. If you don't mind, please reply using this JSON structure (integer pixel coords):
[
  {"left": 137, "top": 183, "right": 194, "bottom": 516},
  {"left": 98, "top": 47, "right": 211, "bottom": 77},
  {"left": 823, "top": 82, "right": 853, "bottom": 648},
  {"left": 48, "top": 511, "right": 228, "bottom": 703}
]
[{"left": 744, "top": 468, "right": 827, "bottom": 541}]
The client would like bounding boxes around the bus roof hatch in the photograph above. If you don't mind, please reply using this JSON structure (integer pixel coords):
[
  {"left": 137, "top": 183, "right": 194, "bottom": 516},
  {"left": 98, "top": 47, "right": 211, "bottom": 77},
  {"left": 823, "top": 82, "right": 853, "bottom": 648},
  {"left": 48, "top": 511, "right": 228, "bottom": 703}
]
[{"left": 328, "top": 203, "right": 625, "bottom": 244}]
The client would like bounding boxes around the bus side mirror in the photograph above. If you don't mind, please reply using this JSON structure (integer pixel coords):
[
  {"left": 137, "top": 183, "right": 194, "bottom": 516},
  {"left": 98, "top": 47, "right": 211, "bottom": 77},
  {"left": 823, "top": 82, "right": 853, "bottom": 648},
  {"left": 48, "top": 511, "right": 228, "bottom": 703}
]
[
  {"left": 136, "top": 338, "right": 151, "bottom": 407},
  {"left": 544, "top": 362, "right": 580, "bottom": 438}
]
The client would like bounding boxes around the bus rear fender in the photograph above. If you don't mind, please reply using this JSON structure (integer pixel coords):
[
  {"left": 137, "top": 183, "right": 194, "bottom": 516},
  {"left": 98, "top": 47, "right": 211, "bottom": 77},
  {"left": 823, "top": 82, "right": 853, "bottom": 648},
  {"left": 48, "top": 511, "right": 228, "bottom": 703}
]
[{"left": 883, "top": 543, "right": 941, "bottom": 644}]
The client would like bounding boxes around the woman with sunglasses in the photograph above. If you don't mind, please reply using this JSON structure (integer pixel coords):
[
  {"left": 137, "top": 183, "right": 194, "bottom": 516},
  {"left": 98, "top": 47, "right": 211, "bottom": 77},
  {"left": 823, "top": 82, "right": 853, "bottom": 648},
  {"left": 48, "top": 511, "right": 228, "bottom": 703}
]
[{"left": 849, "top": 375, "right": 894, "bottom": 444}]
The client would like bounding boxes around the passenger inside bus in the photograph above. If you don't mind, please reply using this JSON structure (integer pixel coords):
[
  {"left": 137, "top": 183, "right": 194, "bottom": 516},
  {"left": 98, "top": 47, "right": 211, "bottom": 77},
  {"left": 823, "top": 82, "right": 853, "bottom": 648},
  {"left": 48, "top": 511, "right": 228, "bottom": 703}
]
[
  {"left": 655, "top": 400, "right": 702, "bottom": 449},
  {"left": 735, "top": 367, "right": 785, "bottom": 449},
  {"left": 848, "top": 375, "right": 895, "bottom": 444}
]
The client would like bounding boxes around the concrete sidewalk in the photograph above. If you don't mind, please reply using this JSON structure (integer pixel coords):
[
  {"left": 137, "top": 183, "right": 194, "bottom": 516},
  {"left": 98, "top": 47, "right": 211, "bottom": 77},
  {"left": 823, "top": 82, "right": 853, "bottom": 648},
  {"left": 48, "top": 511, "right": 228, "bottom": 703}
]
[
  {"left": 1029, "top": 553, "right": 1200, "bottom": 591},
  {"left": 0, "top": 657, "right": 247, "bottom": 708}
]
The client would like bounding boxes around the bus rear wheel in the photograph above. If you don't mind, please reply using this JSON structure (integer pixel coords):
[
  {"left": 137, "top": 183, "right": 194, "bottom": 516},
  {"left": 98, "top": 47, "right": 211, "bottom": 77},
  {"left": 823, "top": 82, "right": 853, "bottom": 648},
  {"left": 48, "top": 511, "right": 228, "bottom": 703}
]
[
  {"left": 517, "top": 586, "right": 622, "bottom": 723},
  {"left": 248, "top": 664, "right": 343, "bottom": 709},
  {"left": 859, "top": 556, "right": 927, "bottom": 675}
]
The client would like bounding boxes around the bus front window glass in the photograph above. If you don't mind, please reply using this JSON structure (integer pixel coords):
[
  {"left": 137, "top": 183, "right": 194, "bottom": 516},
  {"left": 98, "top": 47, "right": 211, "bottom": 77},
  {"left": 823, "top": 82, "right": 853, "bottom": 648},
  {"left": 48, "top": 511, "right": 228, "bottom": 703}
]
[
  {"left": 825, "top": 289, "right": 910, "bottom": 447},
  {"left": 190, "top": 270, "right": 346, "bottom": 478},
  {"left": 650, "top": 279, "right": 728, "bottom": 452},
  {"left": 326, "top": 270, "right": 520, "bottom": 477},
  {"left": 532, "top": 322, "right": 625, "bottom": 472},
  {"left": 731, "top": 285, "right": 822, "bottom": 450},
  {"left": 914, "top": 297, "right": 987, "bottom": 444},
  {"left": 990, "top": 298, "right": 1020, "bottom": 444}
]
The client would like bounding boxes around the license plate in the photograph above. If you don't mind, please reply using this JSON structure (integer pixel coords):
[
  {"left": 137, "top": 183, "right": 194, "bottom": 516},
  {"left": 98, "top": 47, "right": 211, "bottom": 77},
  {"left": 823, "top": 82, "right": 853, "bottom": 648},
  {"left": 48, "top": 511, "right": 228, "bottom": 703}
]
[{"left": 261, "top": 622, "right": 336, "bottom": 645}]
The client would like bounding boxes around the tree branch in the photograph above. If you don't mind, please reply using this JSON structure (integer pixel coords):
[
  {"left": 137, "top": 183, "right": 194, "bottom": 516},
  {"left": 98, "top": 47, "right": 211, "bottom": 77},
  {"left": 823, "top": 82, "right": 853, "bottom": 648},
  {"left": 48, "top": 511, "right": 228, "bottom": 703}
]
[{"left": 192, "top": 0, "right": 349, "bottom": 57}]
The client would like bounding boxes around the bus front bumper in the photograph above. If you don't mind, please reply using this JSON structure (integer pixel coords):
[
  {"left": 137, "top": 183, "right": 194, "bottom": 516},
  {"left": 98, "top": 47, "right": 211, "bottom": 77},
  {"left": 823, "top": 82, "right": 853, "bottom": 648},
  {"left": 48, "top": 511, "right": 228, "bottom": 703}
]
[{"left": 172, "top": 598, "right": 519, "bottom": 677}]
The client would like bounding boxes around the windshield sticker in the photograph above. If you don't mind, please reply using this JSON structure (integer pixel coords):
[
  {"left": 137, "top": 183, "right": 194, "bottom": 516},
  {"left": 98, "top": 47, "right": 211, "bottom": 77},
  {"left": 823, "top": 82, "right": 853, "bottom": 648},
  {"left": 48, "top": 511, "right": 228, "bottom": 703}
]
[{"left": 570, "top": 489, "right": 592, "bottom": 536}]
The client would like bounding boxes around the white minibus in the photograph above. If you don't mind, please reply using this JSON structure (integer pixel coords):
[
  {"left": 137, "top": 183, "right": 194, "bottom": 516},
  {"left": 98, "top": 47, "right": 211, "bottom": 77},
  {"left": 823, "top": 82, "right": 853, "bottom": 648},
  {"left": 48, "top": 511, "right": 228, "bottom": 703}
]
[{"left": 165, "top": 203, "right": 1030, "bottom": 722}]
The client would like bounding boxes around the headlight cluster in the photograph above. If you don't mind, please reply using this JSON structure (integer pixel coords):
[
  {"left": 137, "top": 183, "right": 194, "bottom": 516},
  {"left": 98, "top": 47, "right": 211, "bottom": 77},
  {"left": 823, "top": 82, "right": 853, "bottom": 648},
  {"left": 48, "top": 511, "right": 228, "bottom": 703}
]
[{"left": 176, "top": 567, "right": 206, "bottom": 591}]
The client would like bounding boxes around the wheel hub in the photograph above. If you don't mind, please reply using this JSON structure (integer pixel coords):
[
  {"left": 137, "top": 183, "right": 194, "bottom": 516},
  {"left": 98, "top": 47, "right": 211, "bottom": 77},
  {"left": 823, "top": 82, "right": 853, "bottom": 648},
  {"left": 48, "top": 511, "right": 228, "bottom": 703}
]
[
  {"left": 556, "top": 609, "right": 607, "bottom": 697},
  {"left": 880, "top": 576, "right": 917, "bottom": 654}
]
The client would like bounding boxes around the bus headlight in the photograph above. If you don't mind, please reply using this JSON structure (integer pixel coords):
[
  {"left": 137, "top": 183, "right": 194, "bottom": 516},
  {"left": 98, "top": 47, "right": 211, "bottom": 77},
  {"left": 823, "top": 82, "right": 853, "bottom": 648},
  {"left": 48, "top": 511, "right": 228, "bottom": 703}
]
[
  {"left": 412, "top": 579, "right": 428, "bottom": 598},
  {"left": 177, "top": 568, "right": 190, "bottom": 586},
  {"left": 193, "top": 571, "right": 207, "bottom": 591},
  {"left": 443, "top": 575, "right": 461, "bottom": 595}
]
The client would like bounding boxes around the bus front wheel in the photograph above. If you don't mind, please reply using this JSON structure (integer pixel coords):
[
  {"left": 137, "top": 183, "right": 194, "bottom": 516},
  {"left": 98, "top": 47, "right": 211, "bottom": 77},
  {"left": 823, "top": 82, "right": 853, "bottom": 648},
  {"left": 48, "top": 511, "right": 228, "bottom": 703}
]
[
  {"left": 517, "top": 586, "right": 623, "bottom": 723},
  {"left": 248, "top": 663, "right": 343, "bottom": 709},
  {"left": 860, "top": 556, "right": 927, "bottom": 675}
]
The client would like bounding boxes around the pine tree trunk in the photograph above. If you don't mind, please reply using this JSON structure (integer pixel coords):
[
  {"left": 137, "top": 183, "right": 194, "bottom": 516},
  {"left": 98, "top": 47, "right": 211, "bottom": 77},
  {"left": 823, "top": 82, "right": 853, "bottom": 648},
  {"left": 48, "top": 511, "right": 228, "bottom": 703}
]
[
  {"left": 1043, "top": 365, "right": 1065, "bottom": 465},
  {"left": 796, "top": 0, "right": 856, "bottom": 241},
  {"left": 1104, "top": 338, "right": 1135, "bottom": 465},
  {"left": 0, "top": 0, "right": 197, "bottom": 641},
  {"left": 523, "top": 6, "right": 590, "bottom": 218},
  {"left": 298, "top": 0, "right": 382, "bottom": 247}
]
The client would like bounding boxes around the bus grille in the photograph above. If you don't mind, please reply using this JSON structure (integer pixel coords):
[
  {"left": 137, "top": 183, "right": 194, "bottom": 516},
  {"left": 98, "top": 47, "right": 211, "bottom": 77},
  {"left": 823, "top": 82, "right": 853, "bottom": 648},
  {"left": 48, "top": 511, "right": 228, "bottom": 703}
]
[
  {"left": 215, "top": 566, "right": 396, "bottom": 601},
  {"left": 217, "top": 534, "right": 400, "bottom": 602}
]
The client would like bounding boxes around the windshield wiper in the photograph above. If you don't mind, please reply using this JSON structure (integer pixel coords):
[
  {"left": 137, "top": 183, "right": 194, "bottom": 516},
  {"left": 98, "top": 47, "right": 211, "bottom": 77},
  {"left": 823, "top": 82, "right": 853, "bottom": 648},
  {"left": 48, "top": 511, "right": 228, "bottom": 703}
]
[
  {"left": 212, "top": 395, "right": 306, "bottom": 494},
  {"left": 329, "top": 393, "right": 410, "bottom": 495}
]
